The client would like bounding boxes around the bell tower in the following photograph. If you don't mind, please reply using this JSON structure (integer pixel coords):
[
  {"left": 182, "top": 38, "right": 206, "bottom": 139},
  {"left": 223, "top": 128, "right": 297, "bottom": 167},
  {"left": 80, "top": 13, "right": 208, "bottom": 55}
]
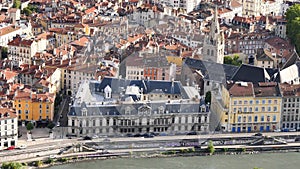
[{"left": 202, "top": 6, "right": 225, "bottom": 64}]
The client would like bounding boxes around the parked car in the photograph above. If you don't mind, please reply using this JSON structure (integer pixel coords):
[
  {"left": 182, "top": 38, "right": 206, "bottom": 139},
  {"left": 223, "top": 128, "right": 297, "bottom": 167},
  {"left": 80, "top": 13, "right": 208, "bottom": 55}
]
[
  {"left": 142, "top": 133, "right": 154, "bottom": 138},
  {"left": 17, "top": 144, "right": 27, "bottom": 149},
  {"left": 92, "top": 135, "right": 99, "bottom": 139},
  {"left": 289, "top": 129, "right": 297, "bottom": 132},
  {"left": 103, "top": 138, "right": 111, "bottom": 142},
  {"left": 274, "top": 129, "right": 281, "bottom": 132},
  {"left": 126, "top": 133, "right": 133, "bottom": 137},
  {"left": 187, "top": 131, "right": 197, "bottom": 135},
  {"left": 133, "top": 133, "right": 142, "bottom": 137},
  {"left": 159, "top": 132, "right": 168, "bottom": 136},
  {"left": 254, "top": 132, "right": 263, "bottom": 136},
  {"left": 6, "top": 146, "right": 15, "bottom": 150},
  {"left": 83, "top": 136, "right": 92, "bottom": 140}
]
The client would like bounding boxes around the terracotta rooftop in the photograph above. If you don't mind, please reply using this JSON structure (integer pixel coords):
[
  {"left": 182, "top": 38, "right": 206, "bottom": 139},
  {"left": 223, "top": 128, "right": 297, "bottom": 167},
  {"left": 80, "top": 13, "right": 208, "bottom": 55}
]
[
  {"left": 254, "top": 82, "right": 281, "bottom": 97},
  {"left": 0, "top": 25, "right": 20, "bottom": 36},
  {"left": 0, "top": 108, "right": 16, "bottom": 120},
  {"left": 228, "top": 82, "right": 254, "bottom": 97},
  {"left": 280, "top": 83, "right": 300, "bottom": 97}
]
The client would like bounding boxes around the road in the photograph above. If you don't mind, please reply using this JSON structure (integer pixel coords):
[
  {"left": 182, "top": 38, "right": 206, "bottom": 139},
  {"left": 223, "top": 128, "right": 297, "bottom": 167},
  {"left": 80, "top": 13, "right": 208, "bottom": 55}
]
[{"left": 1, "top": 132, "right": 300, "bottom": 163}]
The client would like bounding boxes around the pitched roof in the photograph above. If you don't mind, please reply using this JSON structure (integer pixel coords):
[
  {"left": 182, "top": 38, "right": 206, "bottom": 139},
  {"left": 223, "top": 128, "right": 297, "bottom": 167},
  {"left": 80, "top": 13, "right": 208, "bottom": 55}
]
[
  {"left": 253, "top": 82, "right": 281, "bottom": 97},
  {"left": 228, "top": 82, "right": 254, "bottom": 97},
  {"left": 0, "top": 25, "right": 20, "bottom": 36},
  {"left": 184, "top": 58, "right": 238, "bottom": 83},
  {"left": 231, "top": 64, "right": 272, "bottom": 83}
]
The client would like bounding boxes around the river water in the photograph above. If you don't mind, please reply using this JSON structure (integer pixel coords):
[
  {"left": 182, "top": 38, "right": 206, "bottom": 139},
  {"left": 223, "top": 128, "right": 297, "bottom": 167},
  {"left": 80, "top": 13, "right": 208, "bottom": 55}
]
[{"left": 49, "top": 152, "right": 300, "bottom": 169}]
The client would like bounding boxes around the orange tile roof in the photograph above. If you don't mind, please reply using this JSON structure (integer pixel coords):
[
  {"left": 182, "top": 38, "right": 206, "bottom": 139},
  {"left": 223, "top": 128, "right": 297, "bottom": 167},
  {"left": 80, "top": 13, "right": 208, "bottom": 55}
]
[
  {"left": 1, "top": 69, "right": 19, "bottom": 81},
  {"left": 0, "top": 25, "right": 20, "bottom": 36},
  {"left": 85, "top": 7, "right": 97, "bottom": 15},
  {"left": 0, "top": 108, "right": 17, "bottom": 120}
]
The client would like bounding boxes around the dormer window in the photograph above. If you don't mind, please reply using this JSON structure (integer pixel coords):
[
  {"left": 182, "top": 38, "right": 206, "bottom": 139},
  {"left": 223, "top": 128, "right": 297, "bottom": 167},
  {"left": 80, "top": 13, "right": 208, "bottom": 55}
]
[{"left": 81, "top": 108, "right": 88, "bottom": 116}]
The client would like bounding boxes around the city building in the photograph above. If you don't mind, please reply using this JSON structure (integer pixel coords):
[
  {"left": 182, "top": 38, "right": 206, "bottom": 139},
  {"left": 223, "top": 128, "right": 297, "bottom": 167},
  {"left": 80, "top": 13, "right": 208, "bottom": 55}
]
[
  {"left": 275, "top": 18, "right": 287, "bottom": 39},
  {"left": 7, "top": 35, "right": 47, "bottom": 66},
  {"left": 264, "top": 36, "right": 294, "bottom": 67},
  {"left": 14, "top": 90, "right": 55, "bottom": 122},
  {"left": 0, "top": 108, "right": 18, "bottom": 150},
  {"left": 0, "top": 24, "right": 22, "bottom": 47},
  {"left": 238, "top": 0, "right": 283, "bottom": 17},
  {"left": 67, "top": 77, "right": 210, "bottom": 137},
  {"left": 280, "top": 83, "right": 300, "bottom": 131},
  {"left": 212, "top": 81, "right": 282, "bottom": 132}
]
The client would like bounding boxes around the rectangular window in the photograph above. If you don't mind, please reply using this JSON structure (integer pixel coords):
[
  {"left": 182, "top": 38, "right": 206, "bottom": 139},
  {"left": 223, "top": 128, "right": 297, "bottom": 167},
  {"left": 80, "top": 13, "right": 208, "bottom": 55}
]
[
  {"left": 249, "top": 100, "right": 253, "bottom": 104},
  {"left": 244, "top": 100, "right": 248, "bottom": 105},
  {"left": 262, "top": 107, "right": 265, "bottom": 112},
  {"left": 234, "top": 101, "right": 237, "bottom": 105},
  {"left": 256, "top": 100, "right": 259, "bottom": 104},
  {"left": 248, "top": 116, "right": 252, "bottom": 122},
  {"left": 268, "top": 107, "right": 271, "bottom": 112},
  {"left": 262, "top": 100, "right": 266, "bottom": 104},
  {"left": 268, "top": 100, "right": 272, "bottom": 104},
  {"left": 238, "top": 116, "right": 242, "bottom": 123},
  {"left": 273, "top": 115, "right": 276, "bottom": 122},
  {"left": 255, "top": 107, "right": 258, "bottom": 112},
  {"left": 244, "top": 107, "right": 247, "bottom": 112},
  {"left": 261, "top": 115, "right": 264, "bottom": 122}
]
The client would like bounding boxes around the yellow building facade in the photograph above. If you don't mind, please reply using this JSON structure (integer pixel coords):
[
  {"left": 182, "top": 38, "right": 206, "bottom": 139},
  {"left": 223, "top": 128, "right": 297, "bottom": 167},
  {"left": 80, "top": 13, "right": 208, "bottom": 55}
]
[
  {"left": 218, "top": 82, "right": 281, "bottom": 132},
  {"left": 14, "top": 91, "right": 55, "bottom": 121}
]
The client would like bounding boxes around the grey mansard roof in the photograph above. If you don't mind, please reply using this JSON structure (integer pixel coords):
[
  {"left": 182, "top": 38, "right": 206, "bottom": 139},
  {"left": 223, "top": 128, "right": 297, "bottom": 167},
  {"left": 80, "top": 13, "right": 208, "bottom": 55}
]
[
  {"left": 93, "top": 77, "right": 183, "bottom": 95},
  {"left": 69, "top": 78, "right": 203, "bottom": 117}
]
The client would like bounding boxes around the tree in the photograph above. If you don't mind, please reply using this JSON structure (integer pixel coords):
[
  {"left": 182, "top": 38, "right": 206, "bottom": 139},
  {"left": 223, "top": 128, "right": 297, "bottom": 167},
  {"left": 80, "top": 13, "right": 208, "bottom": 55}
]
[
  {"left": 47, "top": 122, "right": 55, "bottom": 130},
  {"left": 35, "top": 160, "right": 43, "bottom": 167},
  {"left": 207, "top": 140, "right": 215, "bottom": 155},
  {"left": 22, "top": 4, "right": 39, "bottom": 16},
  {"left": 224, "top": 55, "right": 242, "bottom": 66},
  {"left": 286, "top": 4, "right": 300, "bottom": 54},
  {"left": 205, "top": 91, "right": 211, "bottom": 104},
  {"left": 22, "top": 8, "right": 32, "bottom": 16},
  {"left": 1, "top": 47, "right": 8, "bottom": 59},
  {"left": 26, "top": 122, "right": 34, "bottom": 133},
  {"left": 2, "top": 162, "right": 23, "bottom": 169},
  {"left": 13, "top": 0, "right": 21, "bottom": 9}
]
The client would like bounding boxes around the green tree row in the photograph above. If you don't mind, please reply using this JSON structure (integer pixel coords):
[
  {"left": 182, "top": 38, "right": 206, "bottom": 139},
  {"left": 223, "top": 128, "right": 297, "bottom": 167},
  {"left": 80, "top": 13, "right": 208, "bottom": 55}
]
[
  {"left": 286, "top": 4, "right": 300, "bottom": 55},
  {"left": 2, "top": 162, "right": 24, "bottom": 169}
]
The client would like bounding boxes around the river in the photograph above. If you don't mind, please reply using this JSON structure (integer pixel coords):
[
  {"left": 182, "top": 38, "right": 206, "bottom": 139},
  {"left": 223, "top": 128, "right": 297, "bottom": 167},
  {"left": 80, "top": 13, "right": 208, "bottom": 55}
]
[{"left": 49, "top": 152, "right": 300, "bottom": 169}]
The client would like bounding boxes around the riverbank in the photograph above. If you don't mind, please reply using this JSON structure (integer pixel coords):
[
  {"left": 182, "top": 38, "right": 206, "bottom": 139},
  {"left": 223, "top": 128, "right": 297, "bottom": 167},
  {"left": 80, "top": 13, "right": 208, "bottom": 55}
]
[{"left": 24, "top": 145, "right": 300, "bottom": 169}]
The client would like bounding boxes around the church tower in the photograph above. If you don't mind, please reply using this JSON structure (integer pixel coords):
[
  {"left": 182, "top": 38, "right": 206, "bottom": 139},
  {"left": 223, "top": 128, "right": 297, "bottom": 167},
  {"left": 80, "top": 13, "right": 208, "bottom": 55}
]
[{"left": 202, "top": 6, "right": 225, "bottom": 64}]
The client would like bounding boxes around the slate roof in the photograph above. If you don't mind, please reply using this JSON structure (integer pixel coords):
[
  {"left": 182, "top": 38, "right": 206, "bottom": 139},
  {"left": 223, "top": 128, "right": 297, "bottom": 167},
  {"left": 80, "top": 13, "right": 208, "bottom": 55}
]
[
  {"left": 69, "top": 78, "right": 201, "bottom": 117},
  {"left": 183, "top": 58, "right": 239, "bottom": 83},
  {"left": 95, "top": 77, "right": 183, "bottom": 95},
  {"left": 231, "top": 64, "right": 271, "bottom": 83}
]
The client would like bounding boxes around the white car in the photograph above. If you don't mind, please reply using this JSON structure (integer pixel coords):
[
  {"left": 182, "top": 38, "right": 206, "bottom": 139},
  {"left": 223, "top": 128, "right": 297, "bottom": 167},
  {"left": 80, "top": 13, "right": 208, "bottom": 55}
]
[
  {"left": 290, "top": 129, "right": 296, "bottom": 132},
  {"left": 56, "top": 122, "right": 60, "bottom": 127},
  {"left": 18, "top": 144, "right": 27, "bottom": 149},
  {"left": 49, "top": 155, "right": 56, "bottom": 159},
  {"left": 92, "top": 135, "right": 99, "bottom": 139}
]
